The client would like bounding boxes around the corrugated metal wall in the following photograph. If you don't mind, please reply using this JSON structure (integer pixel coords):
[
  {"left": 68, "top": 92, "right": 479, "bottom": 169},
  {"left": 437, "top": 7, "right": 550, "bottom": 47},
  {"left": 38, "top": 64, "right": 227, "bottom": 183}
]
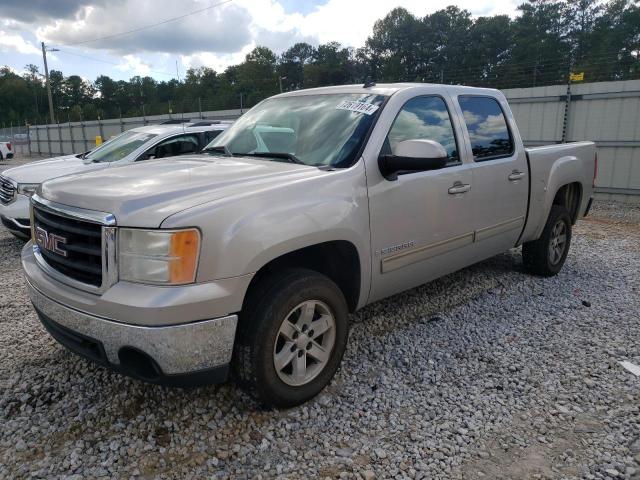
[
  {"left": 28, "top": 109, "right": 243, "bottom": 157},
  {"left": 504, "top": 79, "right": 640, "bottom": 201}
]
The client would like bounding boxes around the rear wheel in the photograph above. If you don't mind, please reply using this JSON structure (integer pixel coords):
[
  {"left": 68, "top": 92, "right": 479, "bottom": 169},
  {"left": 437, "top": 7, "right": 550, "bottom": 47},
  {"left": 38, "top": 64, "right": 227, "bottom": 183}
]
[
  {"left": 233, "top": 269, "right": 349, "bottom": 408},
  {"left": 523, "top": 205, "right": 572, "bottom": 276}
]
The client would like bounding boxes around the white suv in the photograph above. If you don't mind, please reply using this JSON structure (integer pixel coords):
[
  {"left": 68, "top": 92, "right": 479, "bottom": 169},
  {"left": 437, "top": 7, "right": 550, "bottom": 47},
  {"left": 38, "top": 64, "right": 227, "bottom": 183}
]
[{"left": 0, "top": 121, "right": 232, "bottom": 239}]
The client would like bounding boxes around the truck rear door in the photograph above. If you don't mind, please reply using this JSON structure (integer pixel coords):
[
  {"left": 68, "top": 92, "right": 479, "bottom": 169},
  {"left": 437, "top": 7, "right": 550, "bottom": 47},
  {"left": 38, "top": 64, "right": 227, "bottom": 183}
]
[{"left": 452, "top": 94, "right": 529, "bottom": 254}]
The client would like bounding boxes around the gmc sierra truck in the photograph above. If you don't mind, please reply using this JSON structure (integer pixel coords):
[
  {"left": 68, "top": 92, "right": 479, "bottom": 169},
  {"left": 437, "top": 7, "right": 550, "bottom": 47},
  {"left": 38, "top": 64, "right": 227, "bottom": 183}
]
[{"left": 21, "top": 83, "right": 596, "bottom": 408}]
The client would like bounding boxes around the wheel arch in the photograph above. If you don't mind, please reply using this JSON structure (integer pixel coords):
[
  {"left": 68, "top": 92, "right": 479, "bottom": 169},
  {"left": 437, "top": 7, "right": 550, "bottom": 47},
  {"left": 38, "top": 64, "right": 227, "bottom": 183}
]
[
  {"left": 552, "top": 182, "right": 582, "bottom": 224},
  {"left": 242, "top": 240, "right": 362, "bottom": 313}
]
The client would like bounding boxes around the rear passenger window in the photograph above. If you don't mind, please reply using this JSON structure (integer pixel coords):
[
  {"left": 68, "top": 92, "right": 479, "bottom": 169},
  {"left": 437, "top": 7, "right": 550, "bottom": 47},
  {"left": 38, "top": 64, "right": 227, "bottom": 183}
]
[
  {"left": 458, "top": 96, "right": 513, "bottom": 161},
  {"left": 387, "top": 96, "right": 459, "bottom": 165}
]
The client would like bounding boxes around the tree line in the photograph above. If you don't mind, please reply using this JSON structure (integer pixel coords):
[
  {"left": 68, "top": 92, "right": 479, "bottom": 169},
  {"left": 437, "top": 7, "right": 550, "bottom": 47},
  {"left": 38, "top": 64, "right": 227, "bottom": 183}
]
[{"left": 0, "top": 0, "right": 638, "bottom": 126}]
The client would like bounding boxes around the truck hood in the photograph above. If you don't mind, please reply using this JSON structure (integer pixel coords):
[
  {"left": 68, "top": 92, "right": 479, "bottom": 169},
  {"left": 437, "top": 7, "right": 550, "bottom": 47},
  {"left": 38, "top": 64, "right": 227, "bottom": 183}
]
[
  {"left": 40, "top": 155, "right": 327, "bottom": 227},
  {"left": 1, "top": 154, "right": 106, "bottom": 184}
]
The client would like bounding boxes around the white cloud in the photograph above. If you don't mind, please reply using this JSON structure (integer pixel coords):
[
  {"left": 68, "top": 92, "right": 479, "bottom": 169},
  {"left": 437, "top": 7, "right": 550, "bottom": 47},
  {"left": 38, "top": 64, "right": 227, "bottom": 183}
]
[
  {"left": 0, "top": 30, "right": 40, "bottom": 55},
  {"left": 476, "top": 113, "right": 509, "bottom": 136},
  {"left": 181, "top": 47, "right": 252, "bottom": 73},
  {"left": 38, "top": 1, "right": 252, "bottom": 55},
  {"left": 4, "top": 0, "right": 522, "bottom": 76},
  {"left": 231, "top": 0, "right": 520, "bottom": 56},
  {"left": 116, "top": 55, "right": 151, "bottom": 76}
]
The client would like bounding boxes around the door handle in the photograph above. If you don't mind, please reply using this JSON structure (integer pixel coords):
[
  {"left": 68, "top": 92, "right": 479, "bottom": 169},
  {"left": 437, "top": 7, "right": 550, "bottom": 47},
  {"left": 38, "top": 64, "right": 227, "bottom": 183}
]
[
  {"left": 508, "top": 170, "right": 525, "bottom": 181},
  {"left": 448, "top": 182, "right": 471, "bottom": 195}
]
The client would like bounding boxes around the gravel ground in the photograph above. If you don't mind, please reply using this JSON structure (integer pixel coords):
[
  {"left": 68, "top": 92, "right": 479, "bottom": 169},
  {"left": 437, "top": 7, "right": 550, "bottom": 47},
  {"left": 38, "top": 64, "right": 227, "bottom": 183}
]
[{"left": 0, "top": 201, "right": 639, "bottom": 480}]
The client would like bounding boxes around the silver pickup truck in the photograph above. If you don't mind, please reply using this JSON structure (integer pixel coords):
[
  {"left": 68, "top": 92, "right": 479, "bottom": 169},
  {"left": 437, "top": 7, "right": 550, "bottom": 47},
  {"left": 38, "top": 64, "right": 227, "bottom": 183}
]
[{"left": 22, "top": 83, "right": 597, "bottom": 407}]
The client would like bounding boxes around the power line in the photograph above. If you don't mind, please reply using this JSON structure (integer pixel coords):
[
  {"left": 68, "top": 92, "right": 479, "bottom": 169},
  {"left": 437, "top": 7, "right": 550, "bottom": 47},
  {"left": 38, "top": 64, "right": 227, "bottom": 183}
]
[
  {"left": 54, "top": 0, "right": 233, "bottom": 48},
  {"left": 394, "top": 49, "right": 635, "bottom": 80},
  {"left": 55, "top": 49, "right": 176, "bottom": 78}
]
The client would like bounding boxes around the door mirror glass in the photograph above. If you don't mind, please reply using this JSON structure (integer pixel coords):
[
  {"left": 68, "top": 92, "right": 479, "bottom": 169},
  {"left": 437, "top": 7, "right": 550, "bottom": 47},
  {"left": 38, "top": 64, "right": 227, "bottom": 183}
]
[
  {"left": 379, "top": 139, "right": 448, "bottom": 180},
  {"left": 137, "top": 149, "right": 157, "bottom": 161}
]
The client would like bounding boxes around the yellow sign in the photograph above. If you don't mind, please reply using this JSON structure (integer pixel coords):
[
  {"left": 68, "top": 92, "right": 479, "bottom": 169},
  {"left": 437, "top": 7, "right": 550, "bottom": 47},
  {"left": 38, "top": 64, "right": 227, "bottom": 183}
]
[{"left": 570, "top": 72, "right": 584, "bottom": 82}]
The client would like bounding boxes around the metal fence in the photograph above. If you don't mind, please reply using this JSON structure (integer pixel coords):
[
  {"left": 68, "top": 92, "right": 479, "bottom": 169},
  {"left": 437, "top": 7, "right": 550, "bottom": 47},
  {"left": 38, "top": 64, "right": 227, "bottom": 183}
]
[
  {"left": 23, "top": 79, "right": 640, "bottom": 202},
  {"left": 503, "top": 78, "right": 640, "bottom": 202},
  {"left": 28, "top": 108, "right": 242, "bottom": 157}
]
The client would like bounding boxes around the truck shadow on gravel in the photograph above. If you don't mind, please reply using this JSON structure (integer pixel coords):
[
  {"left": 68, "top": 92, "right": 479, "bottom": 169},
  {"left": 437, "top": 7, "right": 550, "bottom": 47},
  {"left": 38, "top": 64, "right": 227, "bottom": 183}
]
[{"left": 350, "top": 249, "right": 524, "bottom": 335}]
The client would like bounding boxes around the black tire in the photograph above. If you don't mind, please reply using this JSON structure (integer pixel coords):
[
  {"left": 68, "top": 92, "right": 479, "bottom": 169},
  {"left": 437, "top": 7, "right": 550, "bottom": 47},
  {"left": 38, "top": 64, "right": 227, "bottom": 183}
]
[
  {"left": 523, "top": 205, "right": 572, "bottom": 277},
  {"left": 232, "top": 268, "right": 349, "bottom": 408}
]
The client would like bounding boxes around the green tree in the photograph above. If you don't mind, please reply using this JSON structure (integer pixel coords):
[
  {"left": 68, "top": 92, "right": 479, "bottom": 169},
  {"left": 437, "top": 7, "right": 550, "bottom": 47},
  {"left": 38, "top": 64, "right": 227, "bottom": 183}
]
[
  {"left": 365, "top": 7, "right": 424, "bottom": 81},
  {"left": 2, "top": 1, "right": 640, "bottom": 126},
  {"left": 565, "top": 0, "right": 603, "bottom": 64},
  {"left": 304, "top": 42, "right": 357, "bottom": 87},
  {"left": 510, "top": 0, "right": 571, "bottom": 87},
  {"left": 236, "top": 46, "right": 278, "bottom": 106},
  {"left": 278, "top": 42, "right": 316, "bottom": 90}
]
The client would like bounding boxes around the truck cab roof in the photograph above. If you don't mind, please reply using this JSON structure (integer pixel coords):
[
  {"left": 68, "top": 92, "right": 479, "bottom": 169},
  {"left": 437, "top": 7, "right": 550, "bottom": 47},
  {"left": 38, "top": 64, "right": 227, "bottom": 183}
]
[{"left": 273, "top": 82, "right": 503, "bottom": 99}]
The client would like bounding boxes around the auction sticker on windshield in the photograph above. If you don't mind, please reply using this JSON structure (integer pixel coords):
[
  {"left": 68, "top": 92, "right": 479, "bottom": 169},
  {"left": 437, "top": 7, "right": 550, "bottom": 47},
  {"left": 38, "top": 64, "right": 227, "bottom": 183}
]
[{"left": 336, "top": 100, "right": 380, "bottom": 115}]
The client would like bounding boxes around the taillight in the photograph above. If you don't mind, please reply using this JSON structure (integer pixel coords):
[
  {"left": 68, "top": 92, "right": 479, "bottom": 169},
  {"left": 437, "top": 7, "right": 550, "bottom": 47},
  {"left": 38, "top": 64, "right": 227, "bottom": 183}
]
[
  {"left": 7, "top": 142, "right": 11, "bottom": 151},
  {"left": 593, "top": 152, "right": 598, "bottom": 188}
]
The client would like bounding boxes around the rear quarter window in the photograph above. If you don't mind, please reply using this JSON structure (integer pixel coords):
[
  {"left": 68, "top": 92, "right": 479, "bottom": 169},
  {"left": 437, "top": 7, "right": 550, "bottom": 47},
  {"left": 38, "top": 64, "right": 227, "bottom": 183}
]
[{"left": 458, "top": 96, "right": 514, "bottom": 161}]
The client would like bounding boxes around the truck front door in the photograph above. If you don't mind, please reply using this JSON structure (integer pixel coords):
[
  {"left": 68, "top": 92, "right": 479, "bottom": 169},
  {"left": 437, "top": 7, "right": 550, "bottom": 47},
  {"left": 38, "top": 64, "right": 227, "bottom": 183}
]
[{"left": 366, "top": 95, "right": 478, "bottom": 303}]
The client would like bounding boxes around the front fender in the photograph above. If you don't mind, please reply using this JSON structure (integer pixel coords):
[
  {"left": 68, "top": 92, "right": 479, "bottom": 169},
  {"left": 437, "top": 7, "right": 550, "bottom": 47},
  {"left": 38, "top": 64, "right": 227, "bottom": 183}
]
[{"left": 161, "top": 162, "right": 372, "bottom": 306}]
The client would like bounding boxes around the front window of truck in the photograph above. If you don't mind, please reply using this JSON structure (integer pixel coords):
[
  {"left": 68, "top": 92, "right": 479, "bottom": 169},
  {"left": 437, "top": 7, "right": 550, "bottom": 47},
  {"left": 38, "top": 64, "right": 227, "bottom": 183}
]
[
  {"left": 84, "top": 131, "right": 157, "bottom": 163},
  {"left": 204, "top": 93, "right": 387, "bottom": 168}
]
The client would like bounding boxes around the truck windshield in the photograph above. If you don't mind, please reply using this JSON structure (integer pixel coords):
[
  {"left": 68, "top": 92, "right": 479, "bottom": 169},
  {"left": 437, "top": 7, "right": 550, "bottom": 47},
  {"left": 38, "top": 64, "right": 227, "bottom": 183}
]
[
  {"left": 205, "top": 93, "right": 387, "bottom": 168},
  {"left": 84, "top": 131, "right": 157, "bottom": 163}
]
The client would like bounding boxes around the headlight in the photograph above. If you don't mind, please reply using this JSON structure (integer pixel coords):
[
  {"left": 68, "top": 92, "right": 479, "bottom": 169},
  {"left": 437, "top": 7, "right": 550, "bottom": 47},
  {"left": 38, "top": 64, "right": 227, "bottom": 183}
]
[
  {"left": 119, "top": 228, "right": 200, "bottom": 285},
  {"left": 17, "top": 183, "right": 39, "bottom": 197}
]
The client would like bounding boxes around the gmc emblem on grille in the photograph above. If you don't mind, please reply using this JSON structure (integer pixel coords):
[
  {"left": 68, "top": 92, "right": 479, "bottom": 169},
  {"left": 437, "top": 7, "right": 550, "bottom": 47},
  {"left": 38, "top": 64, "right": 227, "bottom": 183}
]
[{"left": 35, "top": 226, "right": 68, "bottom": 257}]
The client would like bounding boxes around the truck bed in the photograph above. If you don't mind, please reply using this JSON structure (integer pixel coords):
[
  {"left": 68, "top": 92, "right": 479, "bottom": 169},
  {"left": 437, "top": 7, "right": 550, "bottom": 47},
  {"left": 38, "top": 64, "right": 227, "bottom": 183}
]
[{"left": 520, "top": 141, "right": 597, "bottom": 244}]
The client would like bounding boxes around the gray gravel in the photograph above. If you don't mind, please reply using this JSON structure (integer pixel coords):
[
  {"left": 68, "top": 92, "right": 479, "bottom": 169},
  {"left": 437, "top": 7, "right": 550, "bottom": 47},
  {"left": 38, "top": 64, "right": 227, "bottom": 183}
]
[{"left": 1, "top": 200, "right": 639, "bottom": 479}]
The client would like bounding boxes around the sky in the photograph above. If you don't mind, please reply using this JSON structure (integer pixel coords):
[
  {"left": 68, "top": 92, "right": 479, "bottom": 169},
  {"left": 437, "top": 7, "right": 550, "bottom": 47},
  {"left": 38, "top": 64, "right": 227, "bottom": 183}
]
[{"left": 0, "top": 0, "right": 521, "bottom": 82}]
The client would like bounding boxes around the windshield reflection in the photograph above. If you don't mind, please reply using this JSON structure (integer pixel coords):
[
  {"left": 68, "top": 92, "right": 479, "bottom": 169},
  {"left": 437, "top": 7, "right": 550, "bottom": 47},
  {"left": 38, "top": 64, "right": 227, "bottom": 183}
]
[{"left": 206, "top": 93, "right": 387, "bottom": 168}]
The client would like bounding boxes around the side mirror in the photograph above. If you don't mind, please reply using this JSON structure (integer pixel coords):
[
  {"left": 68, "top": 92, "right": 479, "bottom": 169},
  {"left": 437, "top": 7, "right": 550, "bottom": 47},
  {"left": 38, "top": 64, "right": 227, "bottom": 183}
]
[
  {"left": 379, "top": 139, "right": 448, "bottom": 180},
  {"left": 137, "top": 151, "right": 156, "bottom": 161}
]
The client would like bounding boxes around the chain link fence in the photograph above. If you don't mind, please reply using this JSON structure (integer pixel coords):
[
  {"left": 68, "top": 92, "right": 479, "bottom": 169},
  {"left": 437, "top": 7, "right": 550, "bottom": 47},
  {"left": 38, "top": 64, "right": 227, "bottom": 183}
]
[
  {"left": 29, "top": 107, "right": 242, "bottom": 157},
  {"left": 0, "top": 125, "right": 31, "bottom": 157}
]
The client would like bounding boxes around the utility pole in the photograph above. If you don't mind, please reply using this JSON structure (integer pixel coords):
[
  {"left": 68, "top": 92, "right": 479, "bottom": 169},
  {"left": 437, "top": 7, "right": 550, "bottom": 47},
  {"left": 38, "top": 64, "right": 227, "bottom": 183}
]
[
  {"left": 561, "top": 61, "right": 573, "bottom": 144},
  {"left": 41, "top": 42, "right": 58, "bottom": 124},
  {"left": 279, "top": 76, "right": 287, "bottom": 93}
]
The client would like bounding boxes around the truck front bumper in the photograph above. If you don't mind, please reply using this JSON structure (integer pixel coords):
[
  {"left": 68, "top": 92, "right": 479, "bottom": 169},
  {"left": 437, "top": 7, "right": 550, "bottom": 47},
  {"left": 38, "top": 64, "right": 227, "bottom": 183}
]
[{"left": 26, "top": 279, "right": 237, "bottom": 386}]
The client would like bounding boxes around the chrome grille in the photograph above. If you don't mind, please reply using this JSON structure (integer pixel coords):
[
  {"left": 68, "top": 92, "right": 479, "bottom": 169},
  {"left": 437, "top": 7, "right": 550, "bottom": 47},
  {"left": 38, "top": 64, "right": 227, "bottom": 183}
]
[
  {"left": 31, "top": 195, "right": 117, "bottom": 293},
  {"left": 0, "top": 175, "right": 15, "bottom": 204}
]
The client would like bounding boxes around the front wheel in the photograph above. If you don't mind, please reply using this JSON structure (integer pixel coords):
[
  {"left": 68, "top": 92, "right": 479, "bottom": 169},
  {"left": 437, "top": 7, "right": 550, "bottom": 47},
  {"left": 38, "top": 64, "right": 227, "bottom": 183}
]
[
  {"left": 233, "top": 269, "right": 349, "bottom": 408},
  {"left": 523, "top": 205, "right": 572, "bottom": 277}
]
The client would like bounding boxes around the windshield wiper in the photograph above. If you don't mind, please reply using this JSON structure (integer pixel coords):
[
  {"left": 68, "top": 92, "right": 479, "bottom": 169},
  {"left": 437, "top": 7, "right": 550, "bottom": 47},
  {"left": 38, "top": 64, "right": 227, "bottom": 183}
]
[
  {"left": 236, "top": 152, "right": 305, "bottom": 165},
  {"left": 202, "top": 145, "right": 232, "bottom": 157}
]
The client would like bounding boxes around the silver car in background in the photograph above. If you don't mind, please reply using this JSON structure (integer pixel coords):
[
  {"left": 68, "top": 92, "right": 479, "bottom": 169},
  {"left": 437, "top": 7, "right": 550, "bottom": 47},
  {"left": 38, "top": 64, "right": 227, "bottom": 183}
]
[{"left": 0, "top": 121, "right": 232, "bottom": 239}]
